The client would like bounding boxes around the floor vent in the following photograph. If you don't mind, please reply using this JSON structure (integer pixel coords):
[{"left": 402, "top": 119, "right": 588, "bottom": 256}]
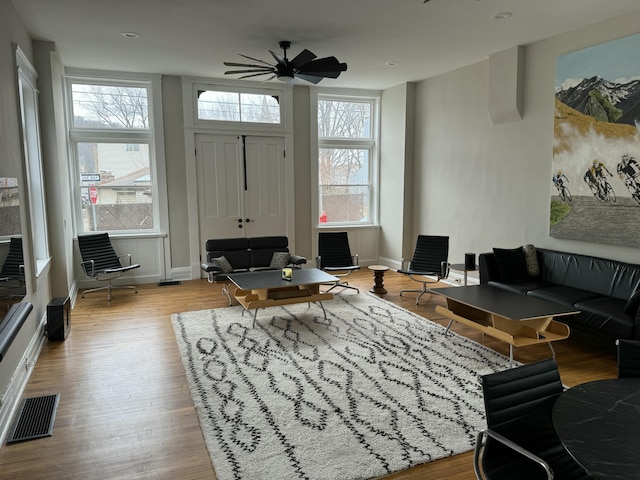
[{"left": 7, "top": 394, "right": 60, "bottom": 444}]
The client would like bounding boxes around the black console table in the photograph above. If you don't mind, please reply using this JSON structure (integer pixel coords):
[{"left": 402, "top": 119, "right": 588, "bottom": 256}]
[{"left": 552, "top": 378, "right": 640, "bottom": 479}]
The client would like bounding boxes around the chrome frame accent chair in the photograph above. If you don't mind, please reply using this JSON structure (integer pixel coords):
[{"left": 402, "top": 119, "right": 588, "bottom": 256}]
[
  {"left": 0, "top": 237, "right": 26, "bottom": 301},
  {"left": 399, "top": 235, "right": 450, "bottom": 304},
  {"left": 474, "top": 358, "right": 591, "bottom": 480},
  {"left": 616, "top": 338, "right": 640, "bottom": 378},
  {"left": 316, "top": 232, "right": 360, "bottom": 293},
  {"left": 78, "top": 233, "right": 140, "bottom": 304}
]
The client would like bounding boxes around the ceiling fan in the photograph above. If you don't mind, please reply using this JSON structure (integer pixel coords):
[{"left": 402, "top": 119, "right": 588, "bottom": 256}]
[{"left": 224, "top": 41, "right": 347, "bottom": 84}]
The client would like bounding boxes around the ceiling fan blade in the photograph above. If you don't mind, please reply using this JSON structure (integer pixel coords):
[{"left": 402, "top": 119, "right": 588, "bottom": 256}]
[
  {"left": 297, "top": 56, "right": 347, "bottom": 74},
  {"left": 238, "top": 72, "right": 272, "bottom": 79},
  {"left": 268, "top": 49, "right": 287, "bottom": 67},
  {"left": 294, "top": 73, "right": 324, "bottom": 85},
  {"left": 238, "top": 54, "right": 273, "bottom": 66},
  {"left": 224, "top": 61, "right": 272, "bottom": 68},
  {"left": 290, "top": 49, "right": 317, "bottom": 68},
  {"left": 225, "top": 68, "right": 275, "bottom": 75}
]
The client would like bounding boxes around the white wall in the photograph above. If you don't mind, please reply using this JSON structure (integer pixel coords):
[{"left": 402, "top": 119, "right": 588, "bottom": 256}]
[
  {"left": 0, "top": 2, "right": 53, "bottom": 443},
  {"left": 379, "top": 83, "right": 415, "bottom": 266},
  {"left": 413, "top": 9, "right": 640, "bottom": 270}
]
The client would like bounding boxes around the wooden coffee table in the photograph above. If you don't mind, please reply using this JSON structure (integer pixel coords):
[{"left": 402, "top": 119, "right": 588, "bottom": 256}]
[
  {"left": 227, "top": 268, "right": 338, "bottom": 327},
  {"left": 431, "top": 285, "right": 578, "bottom": 366}
]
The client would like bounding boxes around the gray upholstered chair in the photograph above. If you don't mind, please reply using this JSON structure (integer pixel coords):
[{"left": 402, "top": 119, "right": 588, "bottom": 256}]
[
  {"left": 474, "top": 358, "right": 591, "bottom": 480},
  {"left": 316, "top": 232, "right": 360, "bottom": 293},
  {"left": 399, "top": 235, "right": 450, "bottom": 304},
  {"left": 78, "top": 233, "right": 140, "bottom": 304}
]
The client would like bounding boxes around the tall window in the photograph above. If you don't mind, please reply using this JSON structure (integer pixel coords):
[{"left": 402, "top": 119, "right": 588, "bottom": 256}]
[
  {"left": 67, "top": 77, "right": 160, "bottom": 233},
  {"left": 16, "top": 47, "right": 49, "bottom": 275},
  {"left": 317, "top": 95, "right": 377, "bottom": 225}
]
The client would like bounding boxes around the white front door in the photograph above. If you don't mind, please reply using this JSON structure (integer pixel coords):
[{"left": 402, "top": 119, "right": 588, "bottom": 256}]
[{"left": 195, "top": 134, "right": 287, "bottom": 256}]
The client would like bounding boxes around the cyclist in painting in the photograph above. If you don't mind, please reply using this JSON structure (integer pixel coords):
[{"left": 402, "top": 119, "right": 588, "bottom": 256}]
[
  {"left": 617, "top": 154, "right": 640, "bottom": 204},
  {"left": 617, "top": 154, "right": 640, "bottom": 181},
  {"left": 584, "top": 159, "right": 613, "bottom": 198},
  {"left": 552, "top": 170, "right": 568, "bottom": 190}
]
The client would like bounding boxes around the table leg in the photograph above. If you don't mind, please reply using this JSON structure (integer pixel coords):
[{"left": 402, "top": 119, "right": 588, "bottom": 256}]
[{"left": 370, "top": 270, "right": 387, "bottom": 294}]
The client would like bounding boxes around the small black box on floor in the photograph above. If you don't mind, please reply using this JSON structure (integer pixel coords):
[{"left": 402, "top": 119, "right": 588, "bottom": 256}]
[{"left": 47, "top": 296, "right": 70, "bottom": 341}]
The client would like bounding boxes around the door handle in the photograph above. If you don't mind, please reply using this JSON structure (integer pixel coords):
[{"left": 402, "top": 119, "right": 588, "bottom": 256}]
[
  {"left": 237, "top": 218, "right": 243, "bottom": 223},
  {"left": 245, "top": 218, "right": 252, "bottom": 223}
]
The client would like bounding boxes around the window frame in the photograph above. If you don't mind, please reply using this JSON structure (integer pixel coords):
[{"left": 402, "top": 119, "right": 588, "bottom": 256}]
[
  {"left": 16, "top": 46, "right": 50, "bottom": 277},
  {"left": 64, "top": 70, "right": 167, "bottom": 237},
  {"left": 188, "top": 80, "right": 291, "bottom": 133},
  {"left": 314, "top": 91, "right": 380, "bottom": 227}
]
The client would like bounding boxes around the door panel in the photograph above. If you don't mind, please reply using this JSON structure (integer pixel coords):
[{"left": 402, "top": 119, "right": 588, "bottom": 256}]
[
  {"left": 244, "top": 138, "right": 286, "bottom": 236},
  {"left": 196, "top": 134, "right": 287, "bottom": 262}
]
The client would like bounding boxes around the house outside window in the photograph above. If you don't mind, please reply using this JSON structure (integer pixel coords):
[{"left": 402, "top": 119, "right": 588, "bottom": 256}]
[
  {"left": 66, "top": 76, "right": 161, "bottom": 233},
  {"left": 317, "top": 95, "right": 378, "bottom": 225}
]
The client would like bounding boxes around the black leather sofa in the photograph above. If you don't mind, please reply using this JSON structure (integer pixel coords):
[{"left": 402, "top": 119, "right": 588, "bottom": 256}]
[
  {"left": 201, "top": 236, "right": 306, "bottom": 281},
  {"left": 201, "top": 236, "right": 307, "bottom": 304},
  {"left": 479, "top": 247, "right": 640, "bottom": 342}
]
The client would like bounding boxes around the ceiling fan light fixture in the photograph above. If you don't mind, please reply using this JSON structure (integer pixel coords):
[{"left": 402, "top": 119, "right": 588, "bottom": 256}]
[{"left": 277, "top": 74, "right": 295, "bottom": 82}]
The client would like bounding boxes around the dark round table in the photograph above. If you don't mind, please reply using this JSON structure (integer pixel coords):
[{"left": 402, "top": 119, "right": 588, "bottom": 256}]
[{"left": 552, "top": 378, "right": 640, "bottom": 480}]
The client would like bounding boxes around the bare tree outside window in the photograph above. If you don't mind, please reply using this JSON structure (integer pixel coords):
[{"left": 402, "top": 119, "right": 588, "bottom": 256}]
[{"left": 71, "top": 84, "right": 149, "bottom": 129}]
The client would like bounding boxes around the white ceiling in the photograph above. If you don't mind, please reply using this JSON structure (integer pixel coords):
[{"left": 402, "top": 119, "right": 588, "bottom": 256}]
[{"left": 11, "top": 0, "right": 640, "bottom": 90}]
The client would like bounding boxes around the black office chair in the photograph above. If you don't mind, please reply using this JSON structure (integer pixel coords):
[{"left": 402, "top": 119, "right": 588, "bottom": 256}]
[
  {"left": 474, "top": 358, "right": 591, "bottom": 480},
  {"left": 616, "top": 339, "right": 640, "bottom": 378},
  {"left": 78, "top": 233, "right": 140, "bottom": 304},
  {"left": 0, "top": 237, "right": 26, "bottom": 300},
  {"left": 399, "top": 235, "right": 450, "bottom": 304},
  {"left": 316, "top": 232, "right": 360, "bottom": 293}
]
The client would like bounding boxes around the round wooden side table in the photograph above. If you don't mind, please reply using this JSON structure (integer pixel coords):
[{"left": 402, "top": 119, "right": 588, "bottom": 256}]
[{"left": 368, "top": 265, "right": 389, "bottom": 294}]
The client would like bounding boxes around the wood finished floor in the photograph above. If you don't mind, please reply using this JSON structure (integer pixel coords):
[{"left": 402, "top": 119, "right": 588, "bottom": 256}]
[{"left": 0, "top": 270, "right": 618, "bottom": 480}]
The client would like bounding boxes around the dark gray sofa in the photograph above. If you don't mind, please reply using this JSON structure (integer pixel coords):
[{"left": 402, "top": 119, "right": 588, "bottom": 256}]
[
  {"left": 479, "top": 247, "right": 640, "bottom": 342},
  {"left": 200, "top": 236, "right": 306, "bottom": 282},
  {"left": 200, "top": 236, "right": 307, "bottom": 304}
]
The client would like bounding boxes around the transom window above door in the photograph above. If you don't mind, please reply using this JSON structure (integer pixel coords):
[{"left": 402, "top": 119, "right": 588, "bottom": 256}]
[{"left": 197, "top": 89, "right": 281, "bottom": 124}]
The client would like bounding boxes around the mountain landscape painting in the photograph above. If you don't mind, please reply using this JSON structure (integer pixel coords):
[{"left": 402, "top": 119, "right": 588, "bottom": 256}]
[{"left": 551, "top": 32, "right": 640, "bottom": 248}]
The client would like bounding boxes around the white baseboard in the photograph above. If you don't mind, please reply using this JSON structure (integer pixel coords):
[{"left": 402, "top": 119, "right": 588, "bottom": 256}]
[
  {"left": 170, "top": 267, "right": 193, "bottom": 281},
  {"left": 377, "top": 257, "right": 402, "bottom": 270},
  {"left": 0, "top": 312, "right": 47, "bottom": 446}
]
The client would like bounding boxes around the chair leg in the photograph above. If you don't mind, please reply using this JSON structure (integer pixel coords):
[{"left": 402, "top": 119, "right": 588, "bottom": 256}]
[
  {"left": 82, "top": 281, "right": 137, "bottom": 304},
  {"left": 400, "top": 283, "right": 429, "bottom": 304},
  {"left": 326, "top": 281, "right": 359, "bottom": 294}
]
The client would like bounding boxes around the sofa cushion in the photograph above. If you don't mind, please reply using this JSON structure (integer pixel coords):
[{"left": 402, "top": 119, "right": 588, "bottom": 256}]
[
  {"left": 249, "top": 236, "right": 288, "bottom": 250},
  {"left": 493, "top": 247, "right": 528, "bottom": 282},
  {"left": 574, "top": 297, "right": 634, "bottom": 340},
  {"left": 488, "top": 279, "right": 554, "bottom": 295},
  {"left": 624, "top": 288, "right": 640, "bottom": 316},
  {"left": 523, "top": 244, "right": 540, "bottom": 277},
  {"left": 269, "top": 251, "right": 291, "bottom": 269},
  {"left": 526, "top": 285, "right": 601, "bottom": 308},
  {"left": 205, "top": 237, "right": 249, "bottom": 252},
  {"left": 212, "top": 255, "right": 234, "bottom": 273}
]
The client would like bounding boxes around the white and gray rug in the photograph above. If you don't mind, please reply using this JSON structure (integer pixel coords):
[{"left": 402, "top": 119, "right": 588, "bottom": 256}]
[{"left": 171, "top": 293, "right": 515, "bottom": 480}]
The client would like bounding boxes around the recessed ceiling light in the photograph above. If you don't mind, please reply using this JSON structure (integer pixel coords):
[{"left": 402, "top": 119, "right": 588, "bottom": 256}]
[
  {"left": 492, "top": 12, "right": 513, "bottom": 20},
  {"left": 385, "top": 61, "right": 400, "bottom": 67},
  {"left": 122, "top": 32, "right": 140, "bottom": 39}
]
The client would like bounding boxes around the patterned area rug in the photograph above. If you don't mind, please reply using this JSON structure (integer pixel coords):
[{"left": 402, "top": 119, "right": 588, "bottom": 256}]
[{"left": 171, "top": 293, "right": 514, "bottom": 480}]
